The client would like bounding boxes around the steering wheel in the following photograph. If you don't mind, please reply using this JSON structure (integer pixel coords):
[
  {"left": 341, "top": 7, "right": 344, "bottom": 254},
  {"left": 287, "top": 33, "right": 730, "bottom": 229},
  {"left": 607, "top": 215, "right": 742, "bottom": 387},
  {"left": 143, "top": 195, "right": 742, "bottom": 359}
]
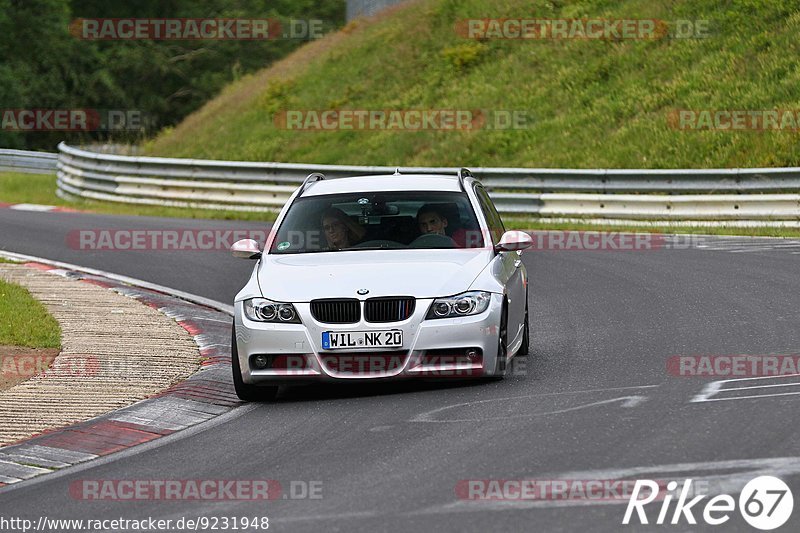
[
  {"left": 409, "top": 233, "right": 457, "bottom": 248},
  {"left": 351, "top": 239, "right": 406, "bottom": 249}
]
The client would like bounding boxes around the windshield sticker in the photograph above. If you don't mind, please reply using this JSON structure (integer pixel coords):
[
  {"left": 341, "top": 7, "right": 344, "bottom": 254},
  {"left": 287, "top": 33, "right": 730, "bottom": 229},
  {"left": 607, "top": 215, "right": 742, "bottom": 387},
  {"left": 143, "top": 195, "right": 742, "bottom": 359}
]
[{"left": 277, "top": 241, "right": 291, "bottom": 251}]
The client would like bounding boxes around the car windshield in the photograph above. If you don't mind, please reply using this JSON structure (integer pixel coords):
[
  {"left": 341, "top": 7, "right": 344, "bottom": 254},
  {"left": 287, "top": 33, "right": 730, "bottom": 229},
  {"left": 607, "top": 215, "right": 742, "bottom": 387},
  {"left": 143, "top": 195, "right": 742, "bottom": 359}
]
[{"left": 269, "top": 191, "right": 486, "bottom": 254}]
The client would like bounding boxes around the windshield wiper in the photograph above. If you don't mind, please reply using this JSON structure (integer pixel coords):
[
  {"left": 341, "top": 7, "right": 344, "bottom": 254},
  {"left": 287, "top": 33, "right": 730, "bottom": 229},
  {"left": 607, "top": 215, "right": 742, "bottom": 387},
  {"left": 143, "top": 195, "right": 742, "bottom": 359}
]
[{"left": 340, "top": 246, "right": 394, "bottom": 251}]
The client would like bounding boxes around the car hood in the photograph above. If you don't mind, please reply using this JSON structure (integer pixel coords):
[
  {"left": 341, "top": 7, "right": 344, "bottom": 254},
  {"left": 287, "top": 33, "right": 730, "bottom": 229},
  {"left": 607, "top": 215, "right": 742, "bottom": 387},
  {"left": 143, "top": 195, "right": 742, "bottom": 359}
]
[{"left": 257, "top": 249, "right": 493, "bottom": 302}]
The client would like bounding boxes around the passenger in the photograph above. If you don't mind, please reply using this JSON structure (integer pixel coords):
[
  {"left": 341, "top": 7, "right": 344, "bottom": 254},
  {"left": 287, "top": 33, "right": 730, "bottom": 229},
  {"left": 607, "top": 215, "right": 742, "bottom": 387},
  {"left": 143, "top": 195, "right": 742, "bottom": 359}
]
[{"left": 321, "top": 208, "right": 366, "bottom": 250}]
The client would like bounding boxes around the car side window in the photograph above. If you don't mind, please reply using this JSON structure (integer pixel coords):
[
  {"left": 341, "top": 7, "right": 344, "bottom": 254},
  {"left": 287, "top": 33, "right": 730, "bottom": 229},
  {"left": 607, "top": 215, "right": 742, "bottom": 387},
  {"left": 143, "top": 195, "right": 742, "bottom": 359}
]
[{"left": 474, "top": 186, "right": 505, "bottom": 245}]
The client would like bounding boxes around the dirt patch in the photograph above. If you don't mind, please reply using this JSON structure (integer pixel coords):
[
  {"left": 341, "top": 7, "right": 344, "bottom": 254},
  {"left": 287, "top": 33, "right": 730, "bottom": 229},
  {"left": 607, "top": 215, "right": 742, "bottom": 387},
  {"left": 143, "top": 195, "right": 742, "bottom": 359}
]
[{"left": 0, "top": 346, "right": 60, "bottom": 391}]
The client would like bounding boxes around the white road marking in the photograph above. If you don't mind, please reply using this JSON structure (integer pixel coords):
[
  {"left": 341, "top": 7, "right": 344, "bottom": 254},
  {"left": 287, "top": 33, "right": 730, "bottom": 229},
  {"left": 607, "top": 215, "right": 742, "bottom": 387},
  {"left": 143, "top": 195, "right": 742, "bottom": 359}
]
[
  {"left": 694, "top": 390, "right": 800, "bottom": 403},
  {"left": 9, "top": 204, "right": 57, "bottom": 212},
  {"left": 411, "top": 385, "right": 655, "bottom": 423},
  {"left": 717, "top": 381, "right": 800, "bottom": 392},
  {"left": 712, "top": 373, "right": 800, "bottom": 384},
  {"left": 692, "top": 373, "right": 800, "bottom": 403},
  {"left": 192, "top": 316, "right": 231, "bottom": 324}
]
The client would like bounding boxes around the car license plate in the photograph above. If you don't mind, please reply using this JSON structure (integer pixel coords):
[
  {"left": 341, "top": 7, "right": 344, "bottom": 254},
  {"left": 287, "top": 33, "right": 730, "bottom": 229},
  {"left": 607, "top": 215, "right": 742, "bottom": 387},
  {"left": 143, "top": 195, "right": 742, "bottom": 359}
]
[{"left": 322, "top": 330, "right": 402, "bottom": 350}]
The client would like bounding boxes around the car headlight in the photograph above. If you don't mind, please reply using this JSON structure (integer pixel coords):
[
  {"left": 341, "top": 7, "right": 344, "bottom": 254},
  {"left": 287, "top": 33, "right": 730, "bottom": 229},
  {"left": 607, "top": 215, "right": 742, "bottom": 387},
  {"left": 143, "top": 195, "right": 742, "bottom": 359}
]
[
  {"left": 426, "top": 291, "right": 491, "bottom": 319},
  {"left": 244, "top": 298, "right": 301, "bottom": 324}
]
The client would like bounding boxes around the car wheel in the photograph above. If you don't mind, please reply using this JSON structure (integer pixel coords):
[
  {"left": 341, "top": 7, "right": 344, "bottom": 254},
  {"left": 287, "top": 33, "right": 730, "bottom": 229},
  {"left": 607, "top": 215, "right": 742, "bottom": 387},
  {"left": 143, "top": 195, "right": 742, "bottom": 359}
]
[
  {"left": 491, "top": 299, "right": 509, "bottom": 378},
  {"left": 518, "top": 295, "right": 530, "bottom": 356},
  {"left": 231, "top": 325, "right": 279, "bottom": 402}
]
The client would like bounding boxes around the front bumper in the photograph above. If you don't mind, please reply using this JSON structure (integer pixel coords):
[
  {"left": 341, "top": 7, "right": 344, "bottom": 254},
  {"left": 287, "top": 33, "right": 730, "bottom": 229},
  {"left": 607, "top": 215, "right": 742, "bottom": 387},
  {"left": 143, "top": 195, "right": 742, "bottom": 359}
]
[{"left": 233, "top": 294, "right": 504, "bottom": 383}]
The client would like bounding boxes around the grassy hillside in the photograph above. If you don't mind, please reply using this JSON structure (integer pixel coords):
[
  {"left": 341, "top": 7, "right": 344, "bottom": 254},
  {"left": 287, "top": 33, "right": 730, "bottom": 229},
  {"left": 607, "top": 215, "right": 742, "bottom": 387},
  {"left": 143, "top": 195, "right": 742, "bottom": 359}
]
[{"left": 146, "top": 0, "right": 800, "bottom": 169}]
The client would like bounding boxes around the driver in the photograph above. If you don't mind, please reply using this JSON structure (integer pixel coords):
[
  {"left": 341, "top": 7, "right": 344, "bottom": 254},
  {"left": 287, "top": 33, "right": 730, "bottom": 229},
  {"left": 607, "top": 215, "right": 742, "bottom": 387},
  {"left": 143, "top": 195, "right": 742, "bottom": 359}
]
[
  {"left": 416, "top": 204, "right": 449, "bottom": 236},
  {"left": 416, "top": 204, "right": 471, "bottom": 247}
]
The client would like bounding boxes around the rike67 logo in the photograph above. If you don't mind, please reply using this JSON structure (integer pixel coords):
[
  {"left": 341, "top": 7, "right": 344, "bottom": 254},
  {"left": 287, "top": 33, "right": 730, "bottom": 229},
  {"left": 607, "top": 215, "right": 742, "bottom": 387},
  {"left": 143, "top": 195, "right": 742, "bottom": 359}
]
[{"left": 623, "top": 476, "right": 793, "bottom": 530}]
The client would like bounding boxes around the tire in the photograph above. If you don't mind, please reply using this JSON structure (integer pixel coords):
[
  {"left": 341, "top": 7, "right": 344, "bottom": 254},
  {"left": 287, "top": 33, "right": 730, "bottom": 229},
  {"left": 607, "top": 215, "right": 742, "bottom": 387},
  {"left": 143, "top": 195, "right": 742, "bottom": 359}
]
[
  {"left": 231, "top": 325, "right": 279, "bottom": 402},
  {"left": 518, "top": 295, "right": 530, "bottom": 356},
  {"left": 491, "top": 300, "right": 509, "bottom": 378}
]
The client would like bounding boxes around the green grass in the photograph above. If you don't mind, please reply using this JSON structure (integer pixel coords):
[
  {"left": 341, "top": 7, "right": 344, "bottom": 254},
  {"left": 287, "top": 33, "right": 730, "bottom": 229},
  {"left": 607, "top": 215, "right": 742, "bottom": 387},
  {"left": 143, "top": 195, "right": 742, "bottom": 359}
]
[
  {"left": 0, "top": 278, "right": 61, "bottom": 348},
  {"left": 0, "top": 172, "right": 277, "bottom": 222},
  {"left": 0, "top": 172, "right": 67, "bottom": 206},
  {"left": 145, "top": 0, "right": 800, "bottom": 169}
]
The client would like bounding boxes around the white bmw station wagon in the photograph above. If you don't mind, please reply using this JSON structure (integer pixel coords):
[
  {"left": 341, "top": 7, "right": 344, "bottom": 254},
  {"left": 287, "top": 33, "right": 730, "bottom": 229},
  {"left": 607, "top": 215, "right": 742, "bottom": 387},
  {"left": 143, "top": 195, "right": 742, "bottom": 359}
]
[{"left": 230, "top": 169, "right": 532, "bottom": 401}]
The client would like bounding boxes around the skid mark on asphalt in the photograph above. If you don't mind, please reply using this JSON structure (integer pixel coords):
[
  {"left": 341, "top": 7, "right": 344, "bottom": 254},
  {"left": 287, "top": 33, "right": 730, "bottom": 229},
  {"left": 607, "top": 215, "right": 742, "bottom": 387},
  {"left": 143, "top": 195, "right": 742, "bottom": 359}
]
[
  {"left": 409, "top": 385, "right": 656, "bottom": 423},
  {"left": 692, "top": 374, "right": 800, "bottom": 403}
]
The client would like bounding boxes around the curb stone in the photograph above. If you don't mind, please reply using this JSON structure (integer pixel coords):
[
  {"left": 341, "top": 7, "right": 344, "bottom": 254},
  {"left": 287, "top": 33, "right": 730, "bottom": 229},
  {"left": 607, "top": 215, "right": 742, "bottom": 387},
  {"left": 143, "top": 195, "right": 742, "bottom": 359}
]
[{"left": 0, "top": 263, "right": 237, "bottom": 488}]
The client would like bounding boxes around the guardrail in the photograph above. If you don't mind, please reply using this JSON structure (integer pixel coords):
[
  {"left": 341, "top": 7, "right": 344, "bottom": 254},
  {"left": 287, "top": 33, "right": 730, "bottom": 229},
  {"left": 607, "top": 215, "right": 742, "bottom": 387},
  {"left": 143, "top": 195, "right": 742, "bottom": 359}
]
[
  {"left": 4, "top": 143, "right": 800, "bottom": 222},
  {"left": 0, "top": 149, "right": 58, "bottom": 175}
]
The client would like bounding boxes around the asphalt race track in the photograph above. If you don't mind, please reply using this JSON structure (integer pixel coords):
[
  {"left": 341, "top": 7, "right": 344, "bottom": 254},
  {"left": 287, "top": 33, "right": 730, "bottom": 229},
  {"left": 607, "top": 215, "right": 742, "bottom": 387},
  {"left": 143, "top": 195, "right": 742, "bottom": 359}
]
[{"left": 2, "top": 208, "right": 800, "bottom": 532}]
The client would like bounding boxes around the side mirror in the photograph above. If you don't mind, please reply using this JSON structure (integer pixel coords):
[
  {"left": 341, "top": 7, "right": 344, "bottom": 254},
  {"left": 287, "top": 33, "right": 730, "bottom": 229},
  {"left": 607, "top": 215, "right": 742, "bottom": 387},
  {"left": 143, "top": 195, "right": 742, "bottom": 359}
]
[
  {"left": 231, "top": 239, "right": 262, "bottom": 259},
  {"left": 495, "top": 230, "right": 532, "bottom": 252}
]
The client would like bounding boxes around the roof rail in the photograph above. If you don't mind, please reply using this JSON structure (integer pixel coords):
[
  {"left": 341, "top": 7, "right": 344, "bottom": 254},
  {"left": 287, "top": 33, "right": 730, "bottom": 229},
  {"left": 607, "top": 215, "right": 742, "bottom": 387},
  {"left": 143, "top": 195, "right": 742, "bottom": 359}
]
[
  {"left": 457, "top": 167, "right": 472, "bottom": 191},
  {"left": 299, "top": 172, "right": 325, "bottom": 195}
]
